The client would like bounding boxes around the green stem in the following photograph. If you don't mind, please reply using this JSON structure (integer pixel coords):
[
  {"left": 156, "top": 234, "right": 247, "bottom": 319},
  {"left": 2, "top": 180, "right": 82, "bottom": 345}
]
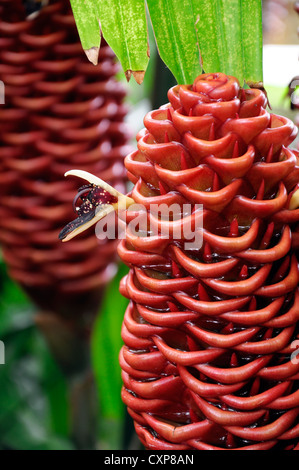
[{"left": 35, "top": 312, "right": 98, "bottom": 450}]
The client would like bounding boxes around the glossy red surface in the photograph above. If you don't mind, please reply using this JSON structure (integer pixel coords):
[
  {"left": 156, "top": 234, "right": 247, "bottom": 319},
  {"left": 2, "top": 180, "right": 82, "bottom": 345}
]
[{"left": 119, "top": 73, "right": 299, "bottom": 450}]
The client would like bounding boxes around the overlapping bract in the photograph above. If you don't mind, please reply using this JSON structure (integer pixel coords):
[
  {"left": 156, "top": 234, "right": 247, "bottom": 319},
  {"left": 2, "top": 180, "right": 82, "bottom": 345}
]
[
  {"left": 118, "top": 73, "right": 299, "bottom": 450},
  {"left": 0, "top": 0, "right": 129, "bottom": 316}
]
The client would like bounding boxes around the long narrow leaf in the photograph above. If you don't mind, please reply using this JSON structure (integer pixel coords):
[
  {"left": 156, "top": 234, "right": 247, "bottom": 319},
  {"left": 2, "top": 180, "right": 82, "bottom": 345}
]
[
  {"left": 147, "top": 0, "right": 202, "bottom": 84},
  {"left": 96, "top": 0, "right": 149, "bottom": 83},
  {"left": 70, "top": 0, "right": 263, "bottom": 86},
  {"left": 241, "top": 0, "right": 263, "bottom": 83},
  {"left": 69, "top": 0, "right": 101, "bottom": 64},
  {"left": 218, "top": 0, "right": 244, "bottom": 80},
  {"left": 191, "top": 0, "right": 222, "bottom": 74},
  {"left": 194, "top": 0, "right": 263, "bottom": 85}
]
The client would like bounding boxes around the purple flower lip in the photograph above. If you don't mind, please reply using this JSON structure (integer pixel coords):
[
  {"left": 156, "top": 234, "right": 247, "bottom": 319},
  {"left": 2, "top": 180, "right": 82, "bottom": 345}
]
[
  {"left": 59, "top": 184, "right": 118, "bottom": 241},
  {"left": 59, "top": 169, "right": 135, "bottom": 242}
]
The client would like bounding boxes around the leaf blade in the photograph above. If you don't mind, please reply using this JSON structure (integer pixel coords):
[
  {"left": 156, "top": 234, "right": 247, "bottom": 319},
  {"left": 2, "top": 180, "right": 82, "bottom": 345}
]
[
  {"left": 241, "top": 0, "right": 263, "bottom": 83},
  {"left": 147, "top": 0, "right": 202, "bottom": 84},
  {"left": 96, "top": 0, "right": 149, "bottom": 81},
  {"left": 194, "top": 0, "right": 263, "bottom": 84},
  {"left": 69, "top": 0, "right": 263, "bottom": 86},
  {"left": 69, "top": 0, "right": 101, "bottom": 55}
]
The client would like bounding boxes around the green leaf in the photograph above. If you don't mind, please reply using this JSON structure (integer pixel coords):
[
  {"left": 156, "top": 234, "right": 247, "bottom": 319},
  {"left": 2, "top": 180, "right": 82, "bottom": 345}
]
[
  {"left": 241, "top": 0, "right": 263, "bottom": 84},
  {"left": 70, "top": 0, "right": 263, "bottom": 86},
  {"left": 147, "top": 0, "right": 263, "bottom": 84},
  {"left": 193, "top": 0, "right": 242, "bottom": 80},
  {"left": 91, "top": 263, "right": 129, "bottom": 447},
  {"left": 192, "top": 0, "right": 263, "bottom": 85},
  {"left": 70, "top": 0, "right": 149, "bottom": 81},
  {"left": 96, "top": 0, "right": 149, "bottom": 83},
  {"left": 70, "top": 0, "right": 101, "bottom": 64},
  {"left": 147, "top": 0, "right": 202, "bottom": 84}
]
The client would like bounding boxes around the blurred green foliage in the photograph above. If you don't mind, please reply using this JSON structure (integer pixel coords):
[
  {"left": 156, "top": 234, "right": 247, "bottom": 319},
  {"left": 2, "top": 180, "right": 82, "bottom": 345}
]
[
  {"left": 91, "top": 263, "right": 129, "bottom": 450},
  {"left": 0, "top": 259, "right": 73, "bottom": 450},
  {"left": 0, "top": 257, "right": 138, "bottom": 450}
]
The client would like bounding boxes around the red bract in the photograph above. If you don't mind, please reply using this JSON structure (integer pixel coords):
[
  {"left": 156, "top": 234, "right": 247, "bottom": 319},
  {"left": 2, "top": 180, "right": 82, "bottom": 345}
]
[
  {"left": 0, "top": 0, "right": 129, "bottom": 317},
  {"left": 118, "top": 73, "right": 299, "bottom": 450}
]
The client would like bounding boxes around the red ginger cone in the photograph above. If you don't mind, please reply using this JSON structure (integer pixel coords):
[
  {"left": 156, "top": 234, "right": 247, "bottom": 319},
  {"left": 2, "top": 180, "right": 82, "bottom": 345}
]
[
  {"left": 0, "top": 0, "right": 129, "bottom": 318},
  {"left": 118, "top": 73, "right": 299, "bottom": 450}
]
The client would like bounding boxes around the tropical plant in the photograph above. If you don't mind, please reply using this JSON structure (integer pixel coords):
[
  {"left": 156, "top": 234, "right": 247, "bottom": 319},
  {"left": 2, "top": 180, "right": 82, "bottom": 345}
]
[{"left": 63, "top": 0, "right": 299, "bottom": 450}]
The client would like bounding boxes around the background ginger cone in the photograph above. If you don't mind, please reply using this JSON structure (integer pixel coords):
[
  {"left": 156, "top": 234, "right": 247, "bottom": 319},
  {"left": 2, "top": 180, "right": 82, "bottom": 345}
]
[
  {"left": 0, "top": 0, "right": 130, "bottom": 320},
  {"left": 118, "top": 73, "right": 299, "bottom": 450},
  {"left": 0, "top": 0, "right": 130, "bottom": 448}
]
